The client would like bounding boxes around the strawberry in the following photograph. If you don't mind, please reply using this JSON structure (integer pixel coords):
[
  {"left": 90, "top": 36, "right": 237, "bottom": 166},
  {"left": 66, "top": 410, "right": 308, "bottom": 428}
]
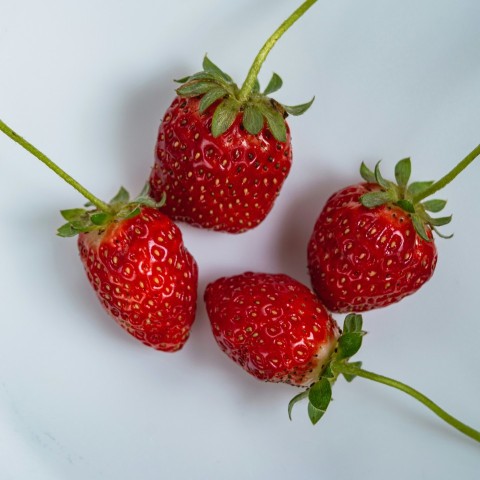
[
  {"left": 204, "top": 273, "right": 480, "bottom": 442},
  {"left": 308, "top": 148, "right": 480, "bottom": 313},
  {"left": 204, "top": 272, "right": 340, "bottom": 386},
  {"left": 149, "top": 0, "right": 317, "bottom": 233},
  {"left": 0, "top": 119, "right": 198, "bottom": 352}
]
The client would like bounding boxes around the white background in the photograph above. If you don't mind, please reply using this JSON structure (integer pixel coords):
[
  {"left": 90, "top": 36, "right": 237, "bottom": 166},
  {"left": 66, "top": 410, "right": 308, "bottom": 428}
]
[{"left": 1, "top": 0, "right": 479, "bottom": 478}]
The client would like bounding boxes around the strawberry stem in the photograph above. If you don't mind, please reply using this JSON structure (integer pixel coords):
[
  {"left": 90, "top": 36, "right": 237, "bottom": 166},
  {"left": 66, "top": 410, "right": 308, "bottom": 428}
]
[
  {"left": 0, "top": 119, "right": 113, "bottom": 213},
  {"left": 412, "top": 144, "right": 480, "bottom": 203},
  {"left": 237, "top": 0, "right": 318, "bottom": 103},
  {"left": 334, "top": 362, "right": 480, "bottom": 443}
]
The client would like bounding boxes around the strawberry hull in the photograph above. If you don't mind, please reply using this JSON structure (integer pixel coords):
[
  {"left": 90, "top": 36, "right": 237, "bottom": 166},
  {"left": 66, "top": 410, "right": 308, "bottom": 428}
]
[
  {"left": 149, "top": 96, "right": 292, "bottom": 233},
  {"left": 78, "top": 207, "right": 198, "bottom": 351}
]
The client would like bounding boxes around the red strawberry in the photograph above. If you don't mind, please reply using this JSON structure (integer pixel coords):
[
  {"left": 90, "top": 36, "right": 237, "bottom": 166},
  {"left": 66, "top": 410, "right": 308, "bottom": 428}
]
[
  {"left": 204, "top": 272, "right": 340, "bottom": 386},
  {"left": 308, "top": 151, "right": 480, "bottom": 312},
  {"left": 78, "top": 205, "right": 198, "bottom": 351},
  {"left": 0, "top": 119, "right": 198, "bottom": 352},
  {"left": 150, "top": 0, "right": 317, "bottom": 233},
  {"left": 204, "top": 272, "right": 480, "bottom": 441}
]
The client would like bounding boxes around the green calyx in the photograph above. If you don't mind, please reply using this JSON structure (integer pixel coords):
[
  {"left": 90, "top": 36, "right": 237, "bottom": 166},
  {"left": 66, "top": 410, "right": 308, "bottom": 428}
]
[
  {"left": 175, "top": 55, "right": 314, "bottom": 142},
  {"left": 57, "top": 184, "right": 166, "bottom": 237},
  {"left": 288, "top": 314, "right": 366, "bottom": 424},
  {"left": 359, "top": 158, "right": 452, "bottom": 241}
]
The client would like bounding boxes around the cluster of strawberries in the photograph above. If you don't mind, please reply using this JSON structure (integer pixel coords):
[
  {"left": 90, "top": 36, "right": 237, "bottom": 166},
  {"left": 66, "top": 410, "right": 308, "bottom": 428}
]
[{"left": 1, "top": 0, "right": 478, "bottom": 440}]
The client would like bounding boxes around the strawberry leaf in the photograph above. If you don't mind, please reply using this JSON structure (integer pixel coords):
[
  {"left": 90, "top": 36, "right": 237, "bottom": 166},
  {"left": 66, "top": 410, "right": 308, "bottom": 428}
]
[
  {"left": 411, "top": 214, "right": 431, "bottom": 242},
  {"left": 176, "top": 81, "right": 216, "bottom": 97},
  {"left": 57, "top": 223, "right": 79, "bottom": 237},
  {"left": 342, "top": 361, "right": 363, "bottom": 382},
  {"left": 343, "top": 314, "right": 363, "bottom": 333},
  {"left": 360, "top": 162, "right": 377, "bottom": 183},
  {"left": 308, "top": 377, "right": 332, "bottom": 411},
  {"left": 263, "top": 72, "right": 283, "bottom": 95},
  {"left": 432, "top": 226, "right": 454, "bottom": 239},
  {"left": 252, "top": 78, "right": 261, "bottom": 94},
  {"left": 212, "top": 99, "right": 239, "bottom": 137},
  {"left": 337, "top": 332, "right": 363, "bottom": 360},
  {"left": 90, "top": 212, "right": 111, "bottom": 226},
  {"left": 60, "top": 208, "right": 86, "bottom": 221},
  {"left": 258, "top": 104, "right": 287, "bottom": 142},
  {"left": 360, "top": 191, "right": 394, "bottom": 208},
  {"left": 394, "top": 157, "right": 411, "bottom": 188},
  {"left": 109, "top": 186, "right": 130, "bottom": 206},
  {"left": 408, "top": 181, "right": 434, "bottom": 197},
  {"left": 396, "top": 199, "right": 415, "bottom": 213},
  {"left": 422, "top": 199, "right": 447, "bottom": 213},
  {"left": 202, "top": 55, "right": 233, "bottom": 83},
  {"left": 307, "top": 402, "right": 325, "bottom": 425},
  {"left": 287, "top": 390, "right": 309, "bottom": 420},
  {"left": 282, "top": 97, "right": 315, "bottom": 116},
  {"left": 374, "top": 161, "right": 391, "bottom": 189},
  {"left": 242, "top": 104, "right": 264, "bottom": 135},
  {"left": 427, "top": 214, "right": 452, "bottom": 227},
  {"left": 198, "top": 87, "right": 227, "bottom": 113}
]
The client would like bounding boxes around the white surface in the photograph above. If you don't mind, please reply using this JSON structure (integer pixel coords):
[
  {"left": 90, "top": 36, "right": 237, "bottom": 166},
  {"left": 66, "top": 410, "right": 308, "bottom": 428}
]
[{"left": 1, "top": 0, "right": 479, "bottom": 478}]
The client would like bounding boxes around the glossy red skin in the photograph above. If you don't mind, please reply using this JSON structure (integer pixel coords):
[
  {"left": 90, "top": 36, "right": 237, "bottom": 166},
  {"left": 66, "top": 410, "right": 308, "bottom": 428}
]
[
  {"left": 307, "top": 183, "right": 438, "bottom": 313},
  {"left": 78, "top": 207, "right": 198, "bottom": 351},
  {"left": 149, "top": 96, "right": 292, "bottom": 233},
  {"left": 204, "top": 272, "right": 340, "bottom": 386}
]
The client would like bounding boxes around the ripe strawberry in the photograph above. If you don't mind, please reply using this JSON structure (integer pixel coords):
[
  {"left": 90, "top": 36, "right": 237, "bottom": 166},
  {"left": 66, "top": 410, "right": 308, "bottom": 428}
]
[
  {"left": 77, "top": 204, "right": 198, "bottom": 352},
  {"left": 149, "top": 0, "right": 317, "bottom": 233},
  {"left": 308, "top": 151, "right": 480, "bottom": 312},
  {"left": 204, "top": 274, "right": 480, "bottom": 442},
  {"left": 204, "top": 272, "right": 340, "bottom": 386},
  {"left": 0, "top": 119, "right": 198, "bottom": 351}
]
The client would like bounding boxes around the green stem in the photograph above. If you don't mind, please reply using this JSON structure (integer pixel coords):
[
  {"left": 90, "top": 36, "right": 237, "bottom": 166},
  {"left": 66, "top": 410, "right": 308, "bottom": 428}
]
[
  {"left": 413, "top": 144, "right": 480, "bottom": 203},
  {"left": 237, "top": 0, "right": 318, "bottom": 102},
  {"left": 334, "top": 362, "right": 480, "bottom": 443},
  {"left": 0, "top": 119, "right": 112, "bottom": 213}
]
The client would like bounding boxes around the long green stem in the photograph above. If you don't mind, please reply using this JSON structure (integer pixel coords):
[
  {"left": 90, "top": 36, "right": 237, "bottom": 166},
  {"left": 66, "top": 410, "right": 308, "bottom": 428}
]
[
  {"left": 334, "top": 362, "right": 480, "bottom": 443},
  {"left": 237, "top": 0, "right": 318, "bottom": 102},
  {"left": 0, "top": 119, "right": 112, "bottom": 213},
  {"left": 413, "top": 144, "right": 480, "bottom": 203}
]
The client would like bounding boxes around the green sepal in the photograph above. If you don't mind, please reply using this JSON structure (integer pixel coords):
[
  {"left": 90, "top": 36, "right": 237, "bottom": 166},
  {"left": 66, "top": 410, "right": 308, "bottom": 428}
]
[
  {"left": 176, "top": 81, "right": 216, "bottom": 97},
  {"left": 360, "top": 191, "right": 395, "bottom": 208},
  {"left": 343, "top": 313, "right": 363, "bottom": 333},
  {"left": 394, "top": 157, "right": 411, "bottom": 187},
  {"left": 211, "top": 99, "right": 239, "bottom": 137},
  {"left": 57, "top": 222, "right": 80, "bottom": 237},
  {"left": 432, "top": 227, "right": 454, "bottom": 239},
  {"left": 337, "top": 332, "right": 363, "bottom": 360},
  {"left": 258, "top": 103, "right": 287, "bottom": 142},
  {"left": 307, "top": 402, "right": 325, "bottom": 425},
  {"left": 60, "top": 208, "right": 86, "bottom": 222},
  {"left": 411, "top": 214, "right": 431, "bottom": 242},
  {"left": 90, "top": 212, "right": 111, "bottom": 226},
  {"left": 122, "top": 206, "right": 141, "bottom": 219},
  {"left": 396, "top": 199, "right": 415, "bottom": 213},
  {"left": 198, "top": 87, "right": 227, "bottom": 113},
  {"left": 242, "top": 104, "right": 264, "bottom": 135},
  {"left": 282, "top": 97, "right": 315, "bottom": 116},
  {"left": 287, "top": 390, "right": 309, "bottom": 420},
  {"left": 342, "top": 361, "right": 363, "bottom": 382},
  {"left": 252, "top": 78, "right": 261, "bottom": 94},
  {"left": 109, "top": 186, "right": 130, "bottom": 206},
  {"left": 408, "top": 181, "right": 434, "bottom": 197},
  {"left": 426, "top": 214, "right": 452, "bottom": 227},
  {"left": 263, "top": 72, "right": 283, "bottom": 95},
  {"left": 202, "top": 55, "right": 233, "bottom": 83},
  {"left": 360, "top": 162, "right": 377, "bottom": 183},
  {"left": 422, "top": 199, "right": 447, "bottom": 213},
  {"left": 308, "top": 377, "right": 332, "bottom": 412},
  {"left": 374, "top": 161, "right": 391, "bottom": 189}
]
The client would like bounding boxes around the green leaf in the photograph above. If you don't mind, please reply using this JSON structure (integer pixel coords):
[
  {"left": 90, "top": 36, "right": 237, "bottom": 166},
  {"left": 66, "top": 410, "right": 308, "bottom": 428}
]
[
  {"left": 287, "top": 390, "right": 309, "bottom": 420},
  {"left": 263, "top": 72, "right": 283, "bottom": 95},
  {"left": 432, "top": 226, "right": 454, "bottom": 239},
  {"left": 57, "top": 223, "right": 79, "bottom": 237},
  {"left": 211, "top": 99, "right": 239, "bottom": 137},
  {"left": 123, "top": 206, "right": 142, "bottom": 219},
  {"left": 360, "top": 191, "right": 394, "bottom": 208},
  {"left": 308, "top": 378, "right": 332, "bottom": 412},
  {"left": 337, "top": 332, "right": 363, "bottom": 359},
  {"left": 411, "top": 214, "right": 431, "bottom": 242},
  {"left": 374, "top": 161, "right": 391, "bottom": 189},
  {"left": 176, "top": 81, "right": 216, "bottom": 97},
  {"left": 360, "top": 162, "right": 377, "bottom": 183},
  {"left": 174, "top": 75, "right": 191, "bottom": 84},
  {"left": 90, "top": 212, "right": 111, "bottom": 226},
  {"left": 422, "top": 199, "right": 447, "bottom": 213},
  {"left": 394, "top": 157, "right": 411, "bottom": 187},
  {"left": 199, "top": 87, "right": 227, "bottom": 113},
  {"left": 258, "top": 104, "right": 287, "bottom": 142},
  {"left": 242, "top": 104, "right": 264, "bottom": 135},
  {"left": 408, "top": 181, "right": 434, "bottom": 197},
  {"left": 282, "top": 97, "right": 315, "bottom": 116},
  {"left": 342, "top": 361, "right": 363, "bottom": 383},
  {"left": 396, "top": 199, "right": 415, "bottom": 213},
  {"left": 252, "top": 78, "right": 261, "bottom": 93},
  {"left": 343, "top": 314, "right": 363, "bottom": 334},
  {"left": 308, "top": 402, "right": 326, "bottom": 425},
  {"left": 202, "top": 55, "right": 233, "bottom": 83},
  {"left": 427, "top": 215, "right": 452, "bottom": 227},
  {"left": 60, "top": 208, "right": 86, "bottom": 221},
  {"left": 109, "top": 186, "right": 130, "bottom": 205}
]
